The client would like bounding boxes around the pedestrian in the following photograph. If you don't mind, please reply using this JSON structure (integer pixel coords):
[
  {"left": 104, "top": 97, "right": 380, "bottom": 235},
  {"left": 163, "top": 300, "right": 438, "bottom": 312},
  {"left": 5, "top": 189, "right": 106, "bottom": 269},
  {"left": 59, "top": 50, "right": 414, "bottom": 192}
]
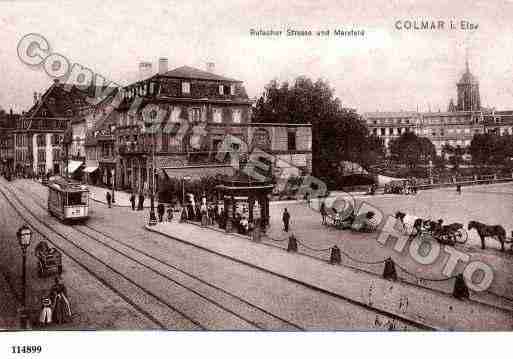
[
  {"left": 106, "top": 191, "right": 112, "bottom": 208},
  {"left": 456, "top": 184, "right": 462, "bottom": 194},
  {"left": 38, "top": 297, "right": 53, "bottom": 326},
  {"left": 167, "top": 205, "right": 174, "bottom": 222},
  {"left": 138, "top": 192, "right": 144, "bottom": 210},
  {"left": 157, "top": 202, "right": 165, "bottom": 222},
  {"left": 50, "top": 277, "right": 72, "bottom": 324},
  {"left": 282, "top": 208, "right": 290, "bottom": 232},
  {"left": 129, "top": 193, "right": 136, "bottom": 211},
  {"left": 305, "top": 192, "right": 311, "bottom": 207},
  {"left": 320, "top": 201, "right": 327, "bottom": 225}
]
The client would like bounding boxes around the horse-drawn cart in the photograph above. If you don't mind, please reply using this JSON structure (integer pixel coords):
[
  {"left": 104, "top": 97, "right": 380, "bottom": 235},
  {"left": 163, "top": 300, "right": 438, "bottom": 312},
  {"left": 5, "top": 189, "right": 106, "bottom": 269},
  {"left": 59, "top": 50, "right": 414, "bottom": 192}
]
[{"left": 34, "top": 241, "right": 62, "bottom": 277}]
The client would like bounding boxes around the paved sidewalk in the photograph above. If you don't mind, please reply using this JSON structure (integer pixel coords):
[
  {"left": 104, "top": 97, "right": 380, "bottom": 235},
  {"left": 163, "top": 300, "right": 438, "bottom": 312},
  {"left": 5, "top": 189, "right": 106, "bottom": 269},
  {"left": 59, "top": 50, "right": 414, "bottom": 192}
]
[
  {"left": 145, "top": 221, "right": 513, "bottom": 330},
  {"left": 87, "top": 185, "right": 150, "bottom": 208},
  {"left": 0, "top": 272, "right": 19, "bottom": 330}
]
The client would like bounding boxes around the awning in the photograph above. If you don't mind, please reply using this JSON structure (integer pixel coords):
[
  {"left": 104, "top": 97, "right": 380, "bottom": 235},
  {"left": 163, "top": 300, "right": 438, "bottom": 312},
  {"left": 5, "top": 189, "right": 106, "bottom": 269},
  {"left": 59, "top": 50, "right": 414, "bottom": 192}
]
[
  {"left": 83, "top": 166, "right": 99, "bottom": 173},
  {"left": 66, "top": 160, "right": 83, "bottom": 174}
]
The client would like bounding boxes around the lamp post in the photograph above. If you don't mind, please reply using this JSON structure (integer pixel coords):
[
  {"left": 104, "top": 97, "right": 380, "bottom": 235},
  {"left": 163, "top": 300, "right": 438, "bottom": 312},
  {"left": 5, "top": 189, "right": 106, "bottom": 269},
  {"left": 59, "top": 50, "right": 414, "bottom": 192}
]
[
  {"left": 16, "top": 224, "right": 32, "bottom": 329},
  {"left": 111, "top": 125, "right": 116, "bottom": 203},
  {"left": 143, "top": 108, "right": 158, "bottom": 225}
]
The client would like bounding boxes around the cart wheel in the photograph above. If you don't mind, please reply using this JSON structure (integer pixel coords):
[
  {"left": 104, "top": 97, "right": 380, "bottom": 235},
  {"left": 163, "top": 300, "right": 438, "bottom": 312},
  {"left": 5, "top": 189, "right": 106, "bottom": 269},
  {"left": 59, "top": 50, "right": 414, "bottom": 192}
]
[{"left": 455, "top": 229, "right": 468, "bottom": 244}]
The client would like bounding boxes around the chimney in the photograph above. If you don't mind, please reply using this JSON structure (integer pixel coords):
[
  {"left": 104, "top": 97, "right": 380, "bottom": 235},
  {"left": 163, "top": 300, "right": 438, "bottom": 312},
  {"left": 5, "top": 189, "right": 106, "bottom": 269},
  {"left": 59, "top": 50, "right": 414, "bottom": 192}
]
[
  {"left": 158, "top": 57, "right": 169, "bottom": 74},
  {"left": 206, "top": 62, "right": 215, "bottom": 73},
  {"left": 33, "top": 92, "right": 38, "bottom": 104},
  {"left": 138, "top": 61, "right": 153, "bottom": 81}
]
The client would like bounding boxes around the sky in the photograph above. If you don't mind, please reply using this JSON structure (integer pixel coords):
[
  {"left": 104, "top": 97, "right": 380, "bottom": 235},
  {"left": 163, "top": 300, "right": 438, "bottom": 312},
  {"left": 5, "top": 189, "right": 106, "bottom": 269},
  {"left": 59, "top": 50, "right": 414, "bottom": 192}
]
[{"left": 2, "top": 0, "right": 513, "bottom": 114}]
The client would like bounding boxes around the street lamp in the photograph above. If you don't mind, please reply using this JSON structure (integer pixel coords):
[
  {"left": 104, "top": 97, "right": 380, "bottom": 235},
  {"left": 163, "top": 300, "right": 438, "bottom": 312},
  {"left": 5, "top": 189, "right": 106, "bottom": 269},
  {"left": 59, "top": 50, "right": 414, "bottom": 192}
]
[
  {"left": 16, "top": 224, "right": 32, "bottom": 328},
  {"left": 111, "top": 125, "right": 116, "bottom": 203},
  {"left": 143, "top": 107, "right": 158, "bottom": 226}
]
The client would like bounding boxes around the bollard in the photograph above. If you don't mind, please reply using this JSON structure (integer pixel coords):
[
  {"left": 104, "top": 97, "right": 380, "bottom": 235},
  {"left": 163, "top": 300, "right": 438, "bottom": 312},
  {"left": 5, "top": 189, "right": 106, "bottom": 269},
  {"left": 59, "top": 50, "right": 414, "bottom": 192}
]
[
  {"left": 383, "top": 258, "right": 397, "bottom": 281},
  {"left": 453, "top": 273, "right": 469, "bottom": 300},
  {"left": 287, "top": 235, "right": 298, "bottom": 252},
  {"left": 330, "top": 246, "right": 341, "bottom": 265}
]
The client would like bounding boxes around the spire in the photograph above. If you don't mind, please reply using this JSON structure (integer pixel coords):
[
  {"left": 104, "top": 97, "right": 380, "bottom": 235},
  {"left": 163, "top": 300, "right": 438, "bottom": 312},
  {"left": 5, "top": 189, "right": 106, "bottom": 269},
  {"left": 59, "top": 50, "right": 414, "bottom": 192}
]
[{"left": 465, "top": 49, "right": 469, "bottom": 72}]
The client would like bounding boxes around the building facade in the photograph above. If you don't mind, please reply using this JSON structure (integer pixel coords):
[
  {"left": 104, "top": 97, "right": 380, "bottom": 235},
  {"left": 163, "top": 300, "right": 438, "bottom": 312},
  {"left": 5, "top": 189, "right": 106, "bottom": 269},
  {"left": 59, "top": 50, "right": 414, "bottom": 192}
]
[
  {"left": 114, "top": 64, "right": 312, "bottom": 193},
  {"left": 0, "top": 110, "right": 18, "bottom": 173},
  {"left": 12, "top": 79, "right": 90, "bottom": 176},
  {"left": 363, "top": 61, "right": 500, "bottom": 155}
]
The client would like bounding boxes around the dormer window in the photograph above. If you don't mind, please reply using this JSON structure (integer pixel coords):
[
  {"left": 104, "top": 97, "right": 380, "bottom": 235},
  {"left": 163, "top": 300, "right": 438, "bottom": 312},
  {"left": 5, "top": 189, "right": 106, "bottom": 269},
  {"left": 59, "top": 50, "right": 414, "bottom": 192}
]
[
  {"left": 219, "top": 85, "right": 224, "bottom": 95},
  {"left": 182, "top": 82, "right": 190, "bottom": 94}
]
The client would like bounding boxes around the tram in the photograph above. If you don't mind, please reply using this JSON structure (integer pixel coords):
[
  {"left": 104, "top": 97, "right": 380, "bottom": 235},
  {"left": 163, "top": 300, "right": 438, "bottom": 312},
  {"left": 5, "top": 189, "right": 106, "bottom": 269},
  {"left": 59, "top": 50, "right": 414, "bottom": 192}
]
[{"left": 47, "top": 177, "right": 90, "bottom": 221}]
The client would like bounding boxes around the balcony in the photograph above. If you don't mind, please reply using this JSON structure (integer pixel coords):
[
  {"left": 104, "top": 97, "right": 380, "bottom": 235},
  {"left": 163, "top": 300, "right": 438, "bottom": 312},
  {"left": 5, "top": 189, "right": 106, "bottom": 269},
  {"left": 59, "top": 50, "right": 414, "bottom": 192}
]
[{"left": 118, "top": 143, "right": 149, "bottom": 155}]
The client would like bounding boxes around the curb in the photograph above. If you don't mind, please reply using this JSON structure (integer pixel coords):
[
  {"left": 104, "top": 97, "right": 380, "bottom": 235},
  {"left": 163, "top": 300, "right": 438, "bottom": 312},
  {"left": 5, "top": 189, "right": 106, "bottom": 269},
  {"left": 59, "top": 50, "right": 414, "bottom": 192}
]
[{"left": 144, "top": 224, "right": 442, "bottom": 330}]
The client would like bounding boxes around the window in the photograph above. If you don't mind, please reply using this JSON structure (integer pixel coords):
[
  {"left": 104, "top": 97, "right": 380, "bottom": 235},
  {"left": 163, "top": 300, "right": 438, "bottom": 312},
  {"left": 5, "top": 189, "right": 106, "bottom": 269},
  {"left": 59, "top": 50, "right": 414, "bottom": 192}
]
[
  {"left": 287, "top": 131, "right": 296, "bottom": 151},
  {"left": 380, "top": 128, "right": 385, "bottom": 136},
  {"left": 213, "top": 108, "right": 222, "bottom": 123},
  {"left": 191, "top": 108, "right": 201, "bottom": 122},
  {"left": 230, "top": 84, "right": 235, "bottom": 95},
  {"left": 232, "top": 109, "right": 241, "bottom": 123},
  {"left": 219, "top": 85, "right": 224, "bottom": 95},
  {"left": 182, "top": 82, "right": 190, "bottom": 94}
]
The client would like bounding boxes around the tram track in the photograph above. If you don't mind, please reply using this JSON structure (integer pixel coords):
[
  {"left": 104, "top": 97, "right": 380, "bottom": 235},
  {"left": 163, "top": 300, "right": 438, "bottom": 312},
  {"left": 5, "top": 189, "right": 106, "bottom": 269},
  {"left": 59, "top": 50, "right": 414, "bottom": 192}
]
[
  {"left": 1, "top": 180, "right": 302, "bottom": 330},
  {"left": 4, "top": 179, "right": 441, "bottom": 330}
]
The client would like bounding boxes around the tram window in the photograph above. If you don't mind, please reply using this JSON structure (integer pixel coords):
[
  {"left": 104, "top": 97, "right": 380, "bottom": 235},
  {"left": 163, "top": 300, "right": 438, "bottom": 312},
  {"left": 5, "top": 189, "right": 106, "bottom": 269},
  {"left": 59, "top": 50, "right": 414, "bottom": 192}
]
[{"left": 67, "top": 192, "right": 88, "bottom": 205}]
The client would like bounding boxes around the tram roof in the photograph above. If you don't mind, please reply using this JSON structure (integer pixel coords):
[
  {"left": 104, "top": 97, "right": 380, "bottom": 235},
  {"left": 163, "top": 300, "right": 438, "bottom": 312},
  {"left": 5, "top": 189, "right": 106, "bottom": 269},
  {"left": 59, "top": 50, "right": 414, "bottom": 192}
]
[{"left": 48, "top": 177, "right": 89, "bottom": 192}]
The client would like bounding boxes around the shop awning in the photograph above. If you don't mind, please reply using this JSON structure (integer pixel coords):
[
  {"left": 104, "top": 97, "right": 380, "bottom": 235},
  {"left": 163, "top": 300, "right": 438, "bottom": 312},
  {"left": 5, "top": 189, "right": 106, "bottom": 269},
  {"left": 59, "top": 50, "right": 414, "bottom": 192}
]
[
  {"left": 66, "top": 160, "right": 83, "bottom": 174},
  {"left": 83, "top": 166, "right": 99, "bottom": 173}
]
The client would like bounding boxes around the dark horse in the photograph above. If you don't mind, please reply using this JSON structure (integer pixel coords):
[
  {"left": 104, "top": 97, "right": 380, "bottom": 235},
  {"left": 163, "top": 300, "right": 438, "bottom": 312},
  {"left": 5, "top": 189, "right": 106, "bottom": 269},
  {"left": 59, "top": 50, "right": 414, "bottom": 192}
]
[{"left": 468, "top": 221, "right": 508, "bottom": 251}]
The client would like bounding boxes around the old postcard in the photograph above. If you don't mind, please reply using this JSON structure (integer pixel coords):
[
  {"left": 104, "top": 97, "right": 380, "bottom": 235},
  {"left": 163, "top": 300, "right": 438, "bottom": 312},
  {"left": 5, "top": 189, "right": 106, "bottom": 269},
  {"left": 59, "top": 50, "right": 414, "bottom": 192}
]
[{"left": 1, "top": 0, "right": 513, "bottom": 357}]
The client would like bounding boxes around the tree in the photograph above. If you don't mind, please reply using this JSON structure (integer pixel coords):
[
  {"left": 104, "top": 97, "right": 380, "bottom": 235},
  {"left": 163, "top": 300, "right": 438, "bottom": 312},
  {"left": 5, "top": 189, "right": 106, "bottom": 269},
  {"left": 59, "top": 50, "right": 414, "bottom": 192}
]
[
  {"left": 469, "top": 134, "right": 513, "bottom": 166},
  {"left": 389, "top": 132, "right": 436, "bottom": 168},
  {"left": 252, "top": 77, "right": 385, "bottom": 184}
]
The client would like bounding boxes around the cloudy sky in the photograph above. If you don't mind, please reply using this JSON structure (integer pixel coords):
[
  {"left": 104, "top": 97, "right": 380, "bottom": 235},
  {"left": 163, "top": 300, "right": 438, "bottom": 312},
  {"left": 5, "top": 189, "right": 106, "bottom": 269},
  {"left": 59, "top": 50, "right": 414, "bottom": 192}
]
[{"left": 2, "top": 0, "right": 513, "bottom": 114}]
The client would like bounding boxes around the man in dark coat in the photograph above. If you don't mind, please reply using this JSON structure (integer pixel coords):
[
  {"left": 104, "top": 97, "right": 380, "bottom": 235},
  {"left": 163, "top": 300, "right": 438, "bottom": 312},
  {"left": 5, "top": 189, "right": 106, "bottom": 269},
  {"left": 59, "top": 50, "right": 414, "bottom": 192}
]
[
  {"left": 157, "top": 202, "right": 165, "bottom": 222},
  {"left": 282, "top": 208, "right": 291, "bottom": 232},
  {"left": 138, "top": 193, "right": 144, "bottom": 210},
  {"left": 129, "top": 193, "right": 136, "bottom": 211},
  {"left": 106, "top": 191, "right": 112, "bottom": 208}
]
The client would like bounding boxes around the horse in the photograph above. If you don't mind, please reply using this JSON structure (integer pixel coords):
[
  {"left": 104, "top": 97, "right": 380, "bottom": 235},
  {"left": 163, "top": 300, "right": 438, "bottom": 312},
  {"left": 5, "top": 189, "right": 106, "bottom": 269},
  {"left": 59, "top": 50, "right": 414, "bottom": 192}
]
[
  {"left": 468, "top": 221, "right": 508, "bottom": 251},
  {"left": 395, "top": 211, "right": 425, "bottom": 237}
]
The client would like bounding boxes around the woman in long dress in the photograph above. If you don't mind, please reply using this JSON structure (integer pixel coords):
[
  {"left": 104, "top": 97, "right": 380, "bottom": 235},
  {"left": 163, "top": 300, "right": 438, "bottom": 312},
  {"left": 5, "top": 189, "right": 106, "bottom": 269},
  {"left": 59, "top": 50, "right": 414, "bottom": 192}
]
[{"left": 50, "top": 277, "right": 72, "bottom": 324}]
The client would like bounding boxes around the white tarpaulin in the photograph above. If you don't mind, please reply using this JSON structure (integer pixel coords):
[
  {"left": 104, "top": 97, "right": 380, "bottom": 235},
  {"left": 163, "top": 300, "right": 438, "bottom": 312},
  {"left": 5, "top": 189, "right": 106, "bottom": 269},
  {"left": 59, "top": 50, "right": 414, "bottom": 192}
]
[
  {"left": 377, "top": 174, "right": 406, "bottom": 185},
  {"left": 83, "top": 166, "right": 98, "bottom": 173},
  {"left": 66, "top": 160, "right": 83, "bottom": 174}
]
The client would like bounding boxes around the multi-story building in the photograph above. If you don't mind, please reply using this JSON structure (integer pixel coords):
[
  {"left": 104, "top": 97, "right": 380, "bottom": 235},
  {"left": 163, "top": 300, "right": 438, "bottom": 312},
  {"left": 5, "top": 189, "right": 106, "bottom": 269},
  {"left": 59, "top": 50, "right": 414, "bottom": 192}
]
[
  {"left": 0, "top": 109, "right": 18, "bottom": 173},
  {"left": 115, "top": 63, "right": 312, "bottom": 193},
  {"left": 13, "top": 79, "right": 90, "bottom": 176},
  {"left": 84, "top": 105, "right": 118, "bottom": 187},
  {"left": 363, "top": 61, "right": 497, "bottom": 155}
]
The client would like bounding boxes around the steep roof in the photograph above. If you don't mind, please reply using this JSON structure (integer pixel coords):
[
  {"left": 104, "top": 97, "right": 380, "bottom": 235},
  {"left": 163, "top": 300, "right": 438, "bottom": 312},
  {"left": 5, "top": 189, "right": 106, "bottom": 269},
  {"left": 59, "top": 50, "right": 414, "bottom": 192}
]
[{"left": 160, "top": 65, "right": 241, "bottom": 82}]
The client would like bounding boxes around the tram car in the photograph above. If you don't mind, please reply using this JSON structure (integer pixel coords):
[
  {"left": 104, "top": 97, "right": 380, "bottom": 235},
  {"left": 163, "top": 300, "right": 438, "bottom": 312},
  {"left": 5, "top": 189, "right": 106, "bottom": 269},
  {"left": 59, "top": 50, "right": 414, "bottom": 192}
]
[{"left": 47, "top": 177, "right": 90, "bottom": 221}]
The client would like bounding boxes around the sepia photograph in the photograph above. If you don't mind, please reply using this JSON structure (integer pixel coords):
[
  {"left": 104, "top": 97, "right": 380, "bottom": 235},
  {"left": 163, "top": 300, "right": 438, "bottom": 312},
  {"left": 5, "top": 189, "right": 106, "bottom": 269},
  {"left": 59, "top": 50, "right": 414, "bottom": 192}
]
[{"left": 1, "top": 0, "right": 513, "bottom": 357}]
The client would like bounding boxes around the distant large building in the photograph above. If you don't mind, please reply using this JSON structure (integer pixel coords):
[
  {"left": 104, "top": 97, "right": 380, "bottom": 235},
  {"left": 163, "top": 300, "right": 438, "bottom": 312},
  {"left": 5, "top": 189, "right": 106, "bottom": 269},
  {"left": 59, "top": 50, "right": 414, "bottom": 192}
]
[{"left": 363, "top": 61, "right": 513, "bottom": 155}]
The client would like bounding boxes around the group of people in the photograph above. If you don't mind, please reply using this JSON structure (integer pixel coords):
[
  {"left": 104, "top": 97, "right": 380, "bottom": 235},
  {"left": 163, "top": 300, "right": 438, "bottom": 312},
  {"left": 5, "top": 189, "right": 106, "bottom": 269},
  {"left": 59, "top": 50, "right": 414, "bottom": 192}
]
[
  {"left": 38, "top": 277, "right": 72, "bottom": 326},
  {"left": 384, "top": 178, "right": 418, "bottom": 195}
]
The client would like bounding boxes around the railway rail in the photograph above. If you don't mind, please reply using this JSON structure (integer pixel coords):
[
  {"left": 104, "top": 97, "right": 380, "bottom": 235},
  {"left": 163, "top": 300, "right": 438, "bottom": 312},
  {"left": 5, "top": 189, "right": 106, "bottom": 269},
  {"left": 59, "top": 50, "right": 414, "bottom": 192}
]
[{"left": 0, "top": 179, "right": 438, "bottom": 330}]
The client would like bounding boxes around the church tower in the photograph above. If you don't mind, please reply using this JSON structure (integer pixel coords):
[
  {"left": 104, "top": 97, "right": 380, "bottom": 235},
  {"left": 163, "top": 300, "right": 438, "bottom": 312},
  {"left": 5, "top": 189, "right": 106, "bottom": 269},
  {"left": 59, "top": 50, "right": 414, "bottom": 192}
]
[{"left": 456, "top": 59, "right": 480, "bottom": 111}]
